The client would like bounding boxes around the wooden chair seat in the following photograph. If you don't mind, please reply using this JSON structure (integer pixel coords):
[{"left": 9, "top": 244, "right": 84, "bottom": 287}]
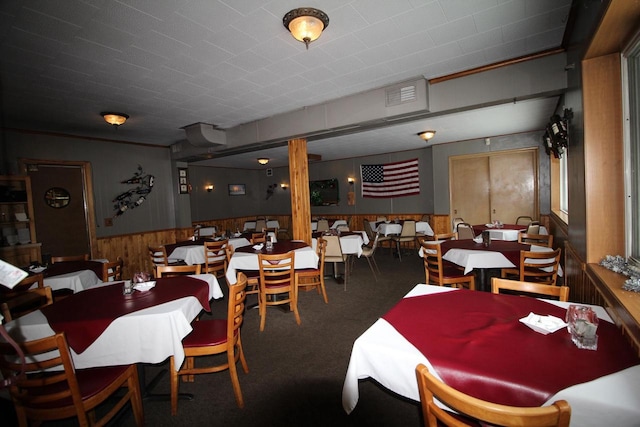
[{"left": 182, "top": 319, "right": 232, "bottom": 348}]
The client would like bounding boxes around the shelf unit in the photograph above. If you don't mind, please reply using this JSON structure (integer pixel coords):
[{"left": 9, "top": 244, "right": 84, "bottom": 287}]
[{"left": 0, "top": 175, "right": 41, "bottom": 266}]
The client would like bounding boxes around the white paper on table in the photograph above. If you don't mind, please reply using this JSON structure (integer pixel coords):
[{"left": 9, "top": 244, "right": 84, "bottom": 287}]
[{"left": 0, "top": 259, "right": 28, "bottom": 288}]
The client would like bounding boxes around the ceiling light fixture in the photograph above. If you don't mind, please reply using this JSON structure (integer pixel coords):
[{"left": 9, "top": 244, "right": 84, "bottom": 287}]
[
  {"left": 101, "top": 112, "right": 129, "bottom": 127},
  {"left": 417, "top": 130, "right": 436, "bottom": 141},
  {"left": 257, "top": 158, "right": 269, "bottom": 165},
  {"left": 283, "top": 8, "right": 329, "bottom": 50}
]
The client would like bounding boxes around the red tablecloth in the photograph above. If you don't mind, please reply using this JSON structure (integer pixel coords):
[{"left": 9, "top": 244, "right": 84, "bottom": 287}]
[
  {"left": 44, "top": 260, "right": 105, "bottom": 279},
  {"left": 42, "top": 276, "right": 210, "bottom": 354},
  {"left": 383, "top": 290, "right": 639, "bottom": 407}
]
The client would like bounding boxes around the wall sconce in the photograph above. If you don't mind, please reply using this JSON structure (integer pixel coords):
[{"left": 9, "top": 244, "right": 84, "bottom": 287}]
[
  {"left": 280, "top": 183, "right": 289, "bottom": 190},
  {"left": 347, "top": 177, "right": 355, "bottom": 185},
  {"left": 206, "top": 185, "right": 214, "bottom": 192},
  {"left": 257, "top": 158, "right": 269, "bottom": 165}
]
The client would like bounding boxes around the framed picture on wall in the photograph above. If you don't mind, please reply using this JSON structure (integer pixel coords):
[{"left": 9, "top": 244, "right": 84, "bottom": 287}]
[
  {"left": 228, "top": 184, "right": 246, "bottom": 196},
  {"left": 178, "top": 168, "right": 189, "bottom": 194}
]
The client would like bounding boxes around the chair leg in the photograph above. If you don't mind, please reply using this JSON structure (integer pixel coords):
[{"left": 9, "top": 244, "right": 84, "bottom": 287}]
[
  {"left": 227, "top": 347, "right": 245, "bottom": 408},
  {"left": 319, "top": 276, "right": 328, "bottom": 303},
  {"left": 396, "top": 241, "right": 402, "bottom": 261},
  {"left": 128, "top": 366, "right": 145, "bottom": 426},
  {"left": 259, "top": 292, "right": 267, "bottom": 331},
  {"left": 291, "top": 289, "right": 301, "bottom": 325},
  {"left": 365, "top": 257, "right": 378, "bottom": 281}
]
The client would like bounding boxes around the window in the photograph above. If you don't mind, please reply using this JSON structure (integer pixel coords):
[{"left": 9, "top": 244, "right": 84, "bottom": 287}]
[
  {"left": 559, "top": 150, "right": 568, "bottom": 214},
  {"left": 624, "top": 31, "right": 640, "bottom": 264}
]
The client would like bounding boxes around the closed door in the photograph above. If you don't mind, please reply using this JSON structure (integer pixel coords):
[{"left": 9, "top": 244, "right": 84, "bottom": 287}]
[
  {"left": 25, "top": 162, "right": 92, "bottom": 259},
  {"left": 450, "top": 149, "right": 538, "bottom": 226}
]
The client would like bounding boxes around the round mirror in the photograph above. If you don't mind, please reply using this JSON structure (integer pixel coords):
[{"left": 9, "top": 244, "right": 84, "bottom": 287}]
[{"left": 44, "top": 187, "right": 70, "bottom": 208}]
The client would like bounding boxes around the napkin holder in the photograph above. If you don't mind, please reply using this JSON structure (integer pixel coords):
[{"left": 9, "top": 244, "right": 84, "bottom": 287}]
[
  {"left": 481, "top": 230, "right": 491, "bottom": 247},
  {"left": 566, "top": 305, "right": 599, "bottom": 350}
]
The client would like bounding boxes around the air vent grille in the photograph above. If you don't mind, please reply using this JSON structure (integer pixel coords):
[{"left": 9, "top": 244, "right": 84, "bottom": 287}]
[{"left": 386, "top": 84, "right": 417, "bottom": 107}]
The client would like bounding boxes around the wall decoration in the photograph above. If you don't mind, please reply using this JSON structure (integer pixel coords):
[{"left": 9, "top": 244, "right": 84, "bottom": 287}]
[
  {"left": 309, "top": 178, "right": 339, "bottom": 206},
  {"left": 228, "top": 184, "right": 246, "bottom": 196},
  {"left": 542, "top": 108, "right": 572, "bottom": 159},
  {"left": 266, "top": 183, "right": 277, "bottom": 200},
  {"left": 112, "top": 165, "right": 155, "bottom": 217},
  {"left": 178, "top": 168, "right": 189, "bottom": 194},
  {"left": 361, "top": 158, "right": 419, "bottom": 198}
]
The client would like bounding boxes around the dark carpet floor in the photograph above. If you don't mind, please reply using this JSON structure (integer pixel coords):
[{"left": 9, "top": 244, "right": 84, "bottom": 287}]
[{"left": 2, "top": 244, "right": 428, "bottom": 426}]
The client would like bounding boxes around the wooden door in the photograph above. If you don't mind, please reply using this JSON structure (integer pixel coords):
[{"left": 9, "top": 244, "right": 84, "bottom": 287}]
[
  {"left": 21, "top": 160, "right": 96, "bottom": 261},
  {"left": 489, "top": 150, "right": 537, "bottom": 223},
  {"left": 450, "top": 149, "right": 538, "bottom": 227},
  {"left": 450, "top": 156, "right": 491, "bottom": 227}
]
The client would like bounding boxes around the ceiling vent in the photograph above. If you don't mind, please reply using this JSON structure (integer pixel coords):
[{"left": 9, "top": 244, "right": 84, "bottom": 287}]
[
  {"left": 183, "top": 122, "right": 227, "bottom": 147},
  {"left": 385, "top": 82, "right": 418, "bottom": 107}
]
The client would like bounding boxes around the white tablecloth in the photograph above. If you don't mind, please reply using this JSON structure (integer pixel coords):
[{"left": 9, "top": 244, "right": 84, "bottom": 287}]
[
  {"left": 341, "top": 284, "right": 640, "bottom": 426},
  {"left": 376, "top": 221, "right": 433, "bottom": 236},
  {"left": 43, "top": 269, "right": 102, "bottom": 293},
  {"left": 243, "top": 220, "right": 279, "bottom": 231},
  {"left": 5, "top": 274, "right": 222, "bottom": 371},
  {"left": 478, "top": 225, "right": 549, "bottom": 241},
  {"left": 225, "top": 246, "right": 318, "bottom": 284},
  {"left": 438, "top": 244, "right": 563, "bottom": 276},
  {"left": 168, "top": 237, "right": 251, "bottom": 266}
]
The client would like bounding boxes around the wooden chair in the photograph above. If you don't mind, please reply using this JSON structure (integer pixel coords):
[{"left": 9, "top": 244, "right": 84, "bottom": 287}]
[
  {"left": 360, "top": 233, "right": 382, "bottom": 281},
  {"left": 433, "top": 231, "right": 458, "bottom": 241},
  {"left": 415, "top": 364, "right": 571, "bottom": 427},
  {"left": 156, "top": 264, "right": 201, "bottom": 277},
  {"left": 491, "top": 278, "right": 569, "bottom": 302},
  {"left": 148, "top": 244, "right": 184, "bottom": 276},
  {"left": 519, "top": 233, "right": 553, "bottom": 247},
  {"left": 456, "top": 222, "right": 475, "bottom": 240},
  {"left": 51, "top": 254, "right": 89, "bottom": 263},
  {"left": 204, "top": 240, "right": 228, "bottom": 278},
  {"left": 170, "top": 273, "right": 249, "bottom": 415},
  {"left": 420, "top": 240, "right": 475, "bottom": 290},
  {"left": 324, "top": 235, "right": 350, "bottom": 291},
  {"left": 501, "top": 248, "right": 562, "bottom": 286},
  {"left": 392, "top": 220, "right": 416, "bottom": 261},
  {"left": 295, "top": 237, "right": 328, "bottom": 303},
  {"left": 1, "top": 286, "right": 53, "bottom": 322},
  {"left": 0, "top": 332, "right": 144, "bottom": 427},
  {"left": 102, "top": 256, "right": 124, "bottom": 281},
  {"left": 250, "top": 232, "right": 266, "bottom": 245},
  {"left": 257, "top": 250, "right": 299, "bottom": 331}
]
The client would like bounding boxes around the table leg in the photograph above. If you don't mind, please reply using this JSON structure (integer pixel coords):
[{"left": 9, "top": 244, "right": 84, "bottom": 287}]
[{"left": 476, "top": 268, "right": 501, "bottom": 292}]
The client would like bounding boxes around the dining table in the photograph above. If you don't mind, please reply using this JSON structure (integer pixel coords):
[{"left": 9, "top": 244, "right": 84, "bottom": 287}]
[
  {"left": 166, "top": 236, "right": 252, "bottom": 266},
  {"left": 4, "top": 273, "right": 222, "bottom": 371},
  {"left": 342, "top": 284, "right": 640, "bottom": 426},
  {"left": 38, "top": 259, "right": 105, "bottom": 293},
  {"left": 419, "top": 239, "right": 563, "bottom": 292},
  {"left": 375, "top": 221, "right": 434, "bottom": 237},
  {"left": 471, "top": 223, "right": 549, "bottom": 241},
  {"left": 225, "top": 240, "right": 319, "bottom": 285}
]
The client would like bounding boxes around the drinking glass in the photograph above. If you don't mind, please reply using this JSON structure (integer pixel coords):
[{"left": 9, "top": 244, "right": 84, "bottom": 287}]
[
  {"left": 565, "top": 304, "right": 599, "bottom": 350},
  {"left": 265, "top": 235, "right": 273, "bottom": 251}
]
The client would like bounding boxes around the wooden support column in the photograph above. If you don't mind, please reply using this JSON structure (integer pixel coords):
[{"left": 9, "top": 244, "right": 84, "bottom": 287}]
[{"left": 288, "top": 138, "right": 311, "bottom": 244}]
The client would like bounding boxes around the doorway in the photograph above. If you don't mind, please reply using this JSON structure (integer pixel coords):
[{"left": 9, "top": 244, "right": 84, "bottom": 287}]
[{"left": 20, "top": 159, "right": 97, "bottom": 260}]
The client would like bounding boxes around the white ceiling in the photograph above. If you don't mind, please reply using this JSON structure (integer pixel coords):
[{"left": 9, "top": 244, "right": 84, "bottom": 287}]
[{"left": 0, "top": 0, "right": 571, "bottom": 168}]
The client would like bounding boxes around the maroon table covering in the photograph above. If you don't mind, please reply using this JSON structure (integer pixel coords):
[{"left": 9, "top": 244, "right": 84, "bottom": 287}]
[
  {"left": 383, "top": 290, "right": 639, "bottom": 407},
  {"left": 41, "top": 276, "right": 210, "bottom": 354},
  {"left": 440, "top": 239, "right": 530, "bottom": 267},
  {"left": 44, "top": 260, "right": 105, "bottom": 279},
  {"left": 472, "top": 223, "right": 527, "bottom": 236},
  {"left": 236, "top": 240, "right": 307, "bottom": 255}
]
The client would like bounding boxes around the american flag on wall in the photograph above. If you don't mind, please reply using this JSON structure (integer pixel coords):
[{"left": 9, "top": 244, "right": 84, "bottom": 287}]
[{"left": 360, "top": 158, "right": 420, "bottom": 198}]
